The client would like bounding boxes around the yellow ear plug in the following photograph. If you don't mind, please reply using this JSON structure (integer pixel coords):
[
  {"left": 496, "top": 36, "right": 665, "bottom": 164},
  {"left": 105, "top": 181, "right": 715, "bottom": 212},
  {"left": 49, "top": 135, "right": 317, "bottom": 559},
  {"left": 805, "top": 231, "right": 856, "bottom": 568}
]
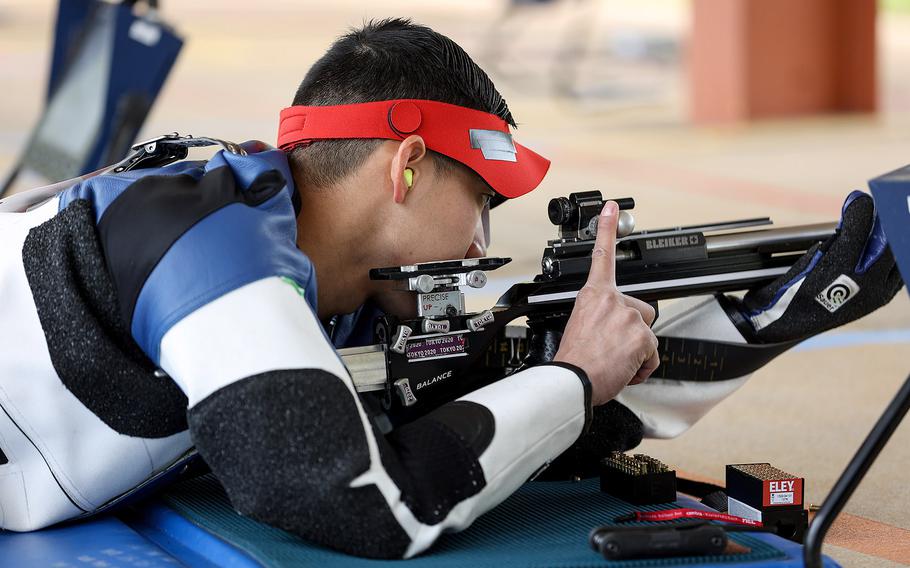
[{"left": 404, "top": 168, "right": 414, "bottom": 188}]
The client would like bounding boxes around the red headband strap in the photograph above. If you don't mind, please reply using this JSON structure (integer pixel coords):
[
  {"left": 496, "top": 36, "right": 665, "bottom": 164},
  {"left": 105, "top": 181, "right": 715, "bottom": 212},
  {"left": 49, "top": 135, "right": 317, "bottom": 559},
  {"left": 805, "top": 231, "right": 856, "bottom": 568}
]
[{"left": 277, "top": 99, "right": 549, "bottom": 200}]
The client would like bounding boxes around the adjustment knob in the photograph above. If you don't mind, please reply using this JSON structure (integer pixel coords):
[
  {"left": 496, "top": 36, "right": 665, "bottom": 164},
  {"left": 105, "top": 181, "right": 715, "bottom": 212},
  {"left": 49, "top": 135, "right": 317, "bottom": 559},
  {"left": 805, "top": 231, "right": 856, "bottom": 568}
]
[
  {"left": 393, "top": 378, "right": 417, "bottom": 407},
  {"left": 421, "top": 319, "right": 451, "bottom": 334},
  {"left": 390, "top": 325, "right": 413, "bottom": 354},
  {"left": 415, "top": 274, "right": 435, "bottom": 294},
  {"left": 466, "top": 270, "right": 487, "bottom": 288},
  {"left": 467, "top": 310, "right": 495, "bottom": 331},
  {"left": 617, "top": 210, "right": 635, "bottom": 238},
  {"left": 589, "top": 210, "right": 636, "bottom": 239}
]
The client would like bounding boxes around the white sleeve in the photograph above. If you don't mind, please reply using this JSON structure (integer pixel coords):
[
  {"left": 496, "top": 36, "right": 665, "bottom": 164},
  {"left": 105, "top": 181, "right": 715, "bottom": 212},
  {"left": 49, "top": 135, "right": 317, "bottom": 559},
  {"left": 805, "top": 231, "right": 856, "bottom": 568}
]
[
  {"left": 396, "top": 361, "right": 589, "bottom": 556},
  {"left": 158, "top": 276, "right": 591, "bottom": 559}
]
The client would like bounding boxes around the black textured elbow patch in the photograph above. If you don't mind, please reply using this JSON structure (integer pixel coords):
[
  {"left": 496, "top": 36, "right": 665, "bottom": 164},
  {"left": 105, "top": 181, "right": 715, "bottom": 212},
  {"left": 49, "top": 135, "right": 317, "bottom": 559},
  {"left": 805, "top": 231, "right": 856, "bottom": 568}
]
[
  {"left": 383, "top": 401, "right": 491, "bottom": 525},
  {"left": 187, "top": 370, "right": 412, "bottom": 559},
  {"left": 22, "top": 199, "right": 188, "bottom": 438}
]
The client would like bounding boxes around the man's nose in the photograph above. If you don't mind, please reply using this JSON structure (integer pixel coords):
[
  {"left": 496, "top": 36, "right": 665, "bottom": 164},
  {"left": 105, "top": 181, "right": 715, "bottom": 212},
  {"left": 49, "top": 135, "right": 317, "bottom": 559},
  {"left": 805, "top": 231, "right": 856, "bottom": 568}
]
[
  {"left": 465, "top": 239, "right": 486, "bottom": 258},
  {"left": 466, "top": 213, "right": 489, "bottom": 258}
]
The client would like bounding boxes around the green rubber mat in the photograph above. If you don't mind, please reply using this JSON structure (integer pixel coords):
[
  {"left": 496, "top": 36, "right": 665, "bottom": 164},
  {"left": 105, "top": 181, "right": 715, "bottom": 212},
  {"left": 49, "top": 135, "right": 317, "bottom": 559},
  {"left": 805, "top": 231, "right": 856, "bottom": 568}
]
[{"left": 161, "top": 474, "right": 785, "bottom": 567}]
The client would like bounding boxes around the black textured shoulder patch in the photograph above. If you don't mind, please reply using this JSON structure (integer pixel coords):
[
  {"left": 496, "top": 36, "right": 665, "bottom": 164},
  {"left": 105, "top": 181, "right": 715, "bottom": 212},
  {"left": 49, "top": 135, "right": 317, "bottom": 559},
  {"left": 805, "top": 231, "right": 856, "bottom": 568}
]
[{"left": 22, "top": 199, "right": 188, "bottom": 438}]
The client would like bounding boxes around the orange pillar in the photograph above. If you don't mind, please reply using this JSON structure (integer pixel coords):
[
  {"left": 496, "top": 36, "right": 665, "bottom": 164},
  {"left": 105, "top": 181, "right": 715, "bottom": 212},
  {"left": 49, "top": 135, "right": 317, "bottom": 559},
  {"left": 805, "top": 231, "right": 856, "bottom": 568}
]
[{"left": 690, "top": 0, "right": 877, "bottom": 123}]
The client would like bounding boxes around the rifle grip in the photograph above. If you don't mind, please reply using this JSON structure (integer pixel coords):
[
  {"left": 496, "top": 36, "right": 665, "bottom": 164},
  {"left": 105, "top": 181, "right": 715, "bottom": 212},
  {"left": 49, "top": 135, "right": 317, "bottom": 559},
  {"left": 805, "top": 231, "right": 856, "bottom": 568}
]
[{"left": 524, "top": 325, "right": 564, "bottom": 367}]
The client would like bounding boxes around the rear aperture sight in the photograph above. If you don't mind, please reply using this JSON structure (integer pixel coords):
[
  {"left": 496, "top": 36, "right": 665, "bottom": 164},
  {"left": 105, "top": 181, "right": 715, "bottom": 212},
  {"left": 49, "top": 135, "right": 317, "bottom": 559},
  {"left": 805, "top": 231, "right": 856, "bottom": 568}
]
[{"left": 548, "top": 191, "right": 635, "bottom": 241}]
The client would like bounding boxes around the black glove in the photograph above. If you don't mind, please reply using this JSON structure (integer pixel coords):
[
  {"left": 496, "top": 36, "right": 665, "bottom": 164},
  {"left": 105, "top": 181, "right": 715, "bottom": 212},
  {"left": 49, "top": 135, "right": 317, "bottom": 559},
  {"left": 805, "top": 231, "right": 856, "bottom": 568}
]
[{"left": 737, "top": 191, "right": 903, "bottom": 344}]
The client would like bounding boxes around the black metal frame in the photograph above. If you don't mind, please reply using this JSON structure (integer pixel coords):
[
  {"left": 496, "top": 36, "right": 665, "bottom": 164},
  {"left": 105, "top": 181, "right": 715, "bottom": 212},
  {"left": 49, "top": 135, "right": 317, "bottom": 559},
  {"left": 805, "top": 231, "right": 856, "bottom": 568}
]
[{"left": 803, "top": 373, "right": 910, "bottom": 567}]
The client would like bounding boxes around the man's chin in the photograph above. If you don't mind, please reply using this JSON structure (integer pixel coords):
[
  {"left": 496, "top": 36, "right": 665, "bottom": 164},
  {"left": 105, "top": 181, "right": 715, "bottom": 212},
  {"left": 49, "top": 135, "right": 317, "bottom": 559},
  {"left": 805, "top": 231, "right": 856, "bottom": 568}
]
[{"left": 373, "top": 290, "right": 419, "bottom": 320}]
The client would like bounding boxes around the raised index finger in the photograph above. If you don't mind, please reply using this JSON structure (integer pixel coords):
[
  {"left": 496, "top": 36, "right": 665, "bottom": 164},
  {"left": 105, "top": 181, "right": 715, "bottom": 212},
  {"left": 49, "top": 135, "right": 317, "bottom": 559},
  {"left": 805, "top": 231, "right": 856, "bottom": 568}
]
[{"left": 587, "top": 201, "right": 619, "bottom": 286}]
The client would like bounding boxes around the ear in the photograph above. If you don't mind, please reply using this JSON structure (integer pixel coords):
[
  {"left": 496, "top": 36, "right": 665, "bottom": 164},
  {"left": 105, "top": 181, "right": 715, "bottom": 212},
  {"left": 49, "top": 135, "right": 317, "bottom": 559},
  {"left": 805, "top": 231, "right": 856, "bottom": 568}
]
[{"left": 390, "top": 135, "right": 428, "bottom": 204}]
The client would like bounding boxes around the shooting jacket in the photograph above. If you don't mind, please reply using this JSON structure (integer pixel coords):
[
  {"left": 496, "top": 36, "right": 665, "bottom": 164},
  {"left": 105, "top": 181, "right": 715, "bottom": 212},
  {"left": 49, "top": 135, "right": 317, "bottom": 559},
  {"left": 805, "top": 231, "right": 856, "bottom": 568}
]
[{"left": 0, "top": 145, "right": 600, "bottom": 558}]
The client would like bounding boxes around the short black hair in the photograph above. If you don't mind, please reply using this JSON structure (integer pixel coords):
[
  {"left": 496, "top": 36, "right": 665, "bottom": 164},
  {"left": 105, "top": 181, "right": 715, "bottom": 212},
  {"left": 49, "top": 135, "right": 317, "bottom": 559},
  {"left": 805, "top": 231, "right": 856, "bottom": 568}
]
[{"left": 289, "top": 18, "right": 515, "bottom": 189}]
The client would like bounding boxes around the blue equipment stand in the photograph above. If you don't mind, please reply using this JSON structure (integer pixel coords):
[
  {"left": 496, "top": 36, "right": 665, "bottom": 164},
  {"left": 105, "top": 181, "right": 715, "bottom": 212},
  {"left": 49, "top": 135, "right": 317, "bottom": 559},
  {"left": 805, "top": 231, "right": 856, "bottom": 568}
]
[
  {"left": 0, "top": 0, "right": 182, "bottom": 197},
  {"left": 800, "top": 165, "right": 910, "bottom": 567}
]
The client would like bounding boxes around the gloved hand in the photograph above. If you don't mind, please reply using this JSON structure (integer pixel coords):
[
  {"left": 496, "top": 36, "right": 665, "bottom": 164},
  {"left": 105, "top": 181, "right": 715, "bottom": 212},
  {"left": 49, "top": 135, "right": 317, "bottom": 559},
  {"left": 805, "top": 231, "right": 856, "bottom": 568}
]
[{"left": 737, "top": 191, "right": 903, "bottom": 344}]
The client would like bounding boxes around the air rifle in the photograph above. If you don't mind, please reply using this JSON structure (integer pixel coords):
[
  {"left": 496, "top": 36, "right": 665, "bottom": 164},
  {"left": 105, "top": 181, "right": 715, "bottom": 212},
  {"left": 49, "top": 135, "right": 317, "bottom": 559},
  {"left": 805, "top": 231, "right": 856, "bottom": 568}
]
[{"left": 342, "top": 191, "right": 836, "bottom": 423}]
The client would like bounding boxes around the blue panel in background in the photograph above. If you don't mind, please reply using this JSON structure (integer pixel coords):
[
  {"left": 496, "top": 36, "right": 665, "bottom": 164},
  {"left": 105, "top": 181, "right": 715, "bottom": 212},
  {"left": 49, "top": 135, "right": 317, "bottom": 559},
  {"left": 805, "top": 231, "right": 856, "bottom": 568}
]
[
  {"left": 47, "top": 0, "right": 96, "bottom": 100},
  {"left": 9, "top": 0, "right": 184, "bottom": 186},
  {"left": 869, "top": 164, "right": 910, "bottom": 298}
]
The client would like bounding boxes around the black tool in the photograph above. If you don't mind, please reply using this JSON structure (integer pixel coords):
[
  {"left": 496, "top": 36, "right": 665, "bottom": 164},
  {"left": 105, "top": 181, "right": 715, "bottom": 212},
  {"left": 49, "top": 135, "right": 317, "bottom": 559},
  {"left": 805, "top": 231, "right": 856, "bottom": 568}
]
[{"left": 589, "top": 522, "right": 728, "bottom": 560}]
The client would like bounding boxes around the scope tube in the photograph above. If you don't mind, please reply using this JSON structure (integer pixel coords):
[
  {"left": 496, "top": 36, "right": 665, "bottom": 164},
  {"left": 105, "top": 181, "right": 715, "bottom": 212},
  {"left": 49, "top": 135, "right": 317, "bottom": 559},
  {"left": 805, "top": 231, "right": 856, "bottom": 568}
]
[{"left": 704, "top": 223, "right": 836, "bottom": 254}]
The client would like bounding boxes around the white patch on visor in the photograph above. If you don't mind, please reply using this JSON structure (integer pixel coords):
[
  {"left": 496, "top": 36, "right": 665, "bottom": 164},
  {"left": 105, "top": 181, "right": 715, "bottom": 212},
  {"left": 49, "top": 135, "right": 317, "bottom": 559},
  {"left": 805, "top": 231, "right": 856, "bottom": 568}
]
[{"left": 469, "top": 129, "right": 516, "bottom": 162}]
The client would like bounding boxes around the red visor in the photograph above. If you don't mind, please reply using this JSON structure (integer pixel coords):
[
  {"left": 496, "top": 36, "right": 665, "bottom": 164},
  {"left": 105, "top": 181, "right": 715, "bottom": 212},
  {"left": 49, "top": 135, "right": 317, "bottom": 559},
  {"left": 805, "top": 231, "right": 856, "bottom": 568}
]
[{"left": 277, "top": 99, "right": 550, "bottom": 200}]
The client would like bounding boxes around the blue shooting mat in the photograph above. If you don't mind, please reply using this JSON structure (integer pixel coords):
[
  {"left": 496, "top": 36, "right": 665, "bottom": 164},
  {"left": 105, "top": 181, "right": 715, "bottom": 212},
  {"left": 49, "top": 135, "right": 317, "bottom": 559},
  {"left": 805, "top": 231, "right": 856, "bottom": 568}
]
[{"left": 116, "top": 474, "right": 840, "bottom": 568}]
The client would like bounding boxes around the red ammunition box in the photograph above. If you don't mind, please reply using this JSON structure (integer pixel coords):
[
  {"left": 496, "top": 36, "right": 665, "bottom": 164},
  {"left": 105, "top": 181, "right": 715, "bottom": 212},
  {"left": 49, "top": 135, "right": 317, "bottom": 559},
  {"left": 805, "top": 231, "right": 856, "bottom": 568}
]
[{"left": 726, "top": 463, "right": 808, "bottom": 542}]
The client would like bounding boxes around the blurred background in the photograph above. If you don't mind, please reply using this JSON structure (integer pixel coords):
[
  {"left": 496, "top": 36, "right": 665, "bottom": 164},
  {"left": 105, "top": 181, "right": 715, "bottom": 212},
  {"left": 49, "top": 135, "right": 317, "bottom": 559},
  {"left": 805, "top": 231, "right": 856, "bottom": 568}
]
[{"left": 1, "top": 1, "right": 909, "bottom": 565}]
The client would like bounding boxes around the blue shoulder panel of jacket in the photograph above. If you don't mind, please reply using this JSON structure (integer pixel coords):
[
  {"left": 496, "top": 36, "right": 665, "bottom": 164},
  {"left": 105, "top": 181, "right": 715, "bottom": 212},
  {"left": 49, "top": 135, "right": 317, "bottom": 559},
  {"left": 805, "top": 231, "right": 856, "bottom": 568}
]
[{"left": 56, "top": 147, "right": 318, "bottom": 364}]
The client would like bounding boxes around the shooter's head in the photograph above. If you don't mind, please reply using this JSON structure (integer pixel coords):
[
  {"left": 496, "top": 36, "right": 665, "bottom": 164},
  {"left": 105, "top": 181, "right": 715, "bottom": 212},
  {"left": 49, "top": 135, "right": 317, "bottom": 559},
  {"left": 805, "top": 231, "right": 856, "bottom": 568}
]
[{"left": 280, "top": 19, "right": 549, "bottom": 316}]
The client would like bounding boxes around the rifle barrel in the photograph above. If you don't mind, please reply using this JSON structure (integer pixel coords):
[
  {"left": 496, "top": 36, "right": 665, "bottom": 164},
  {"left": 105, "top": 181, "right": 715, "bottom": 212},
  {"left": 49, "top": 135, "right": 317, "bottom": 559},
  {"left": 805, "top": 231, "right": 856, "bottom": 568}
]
[{"left": 704, "top": 222, "right": 836, "bottom": 254}]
